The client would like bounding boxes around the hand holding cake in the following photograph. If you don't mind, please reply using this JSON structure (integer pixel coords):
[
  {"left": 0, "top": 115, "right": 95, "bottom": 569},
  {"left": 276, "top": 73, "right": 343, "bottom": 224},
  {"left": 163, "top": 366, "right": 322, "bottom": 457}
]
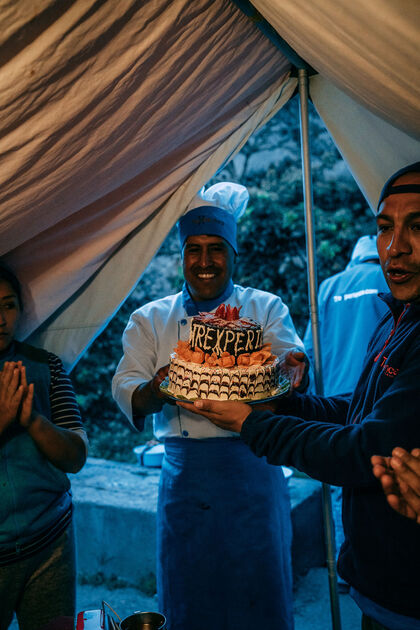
[
  {"left": 177, "top": 397, "right": 252, "bottom": 433},
  {"left": 280, "top": 349, "right": 309, "bottom": 391}
]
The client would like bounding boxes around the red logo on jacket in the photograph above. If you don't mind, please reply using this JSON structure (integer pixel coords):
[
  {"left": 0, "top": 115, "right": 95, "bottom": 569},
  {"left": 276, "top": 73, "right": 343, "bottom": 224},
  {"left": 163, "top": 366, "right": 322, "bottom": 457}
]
[{"left": 380, "top": 355, "right": 400, "bottom": 378}]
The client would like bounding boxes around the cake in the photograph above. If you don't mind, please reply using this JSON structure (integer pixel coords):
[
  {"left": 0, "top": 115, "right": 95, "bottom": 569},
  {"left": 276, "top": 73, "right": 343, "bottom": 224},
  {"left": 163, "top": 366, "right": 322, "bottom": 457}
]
[{"left": 167, "top": 304, "right": 282, "bottom": 400}]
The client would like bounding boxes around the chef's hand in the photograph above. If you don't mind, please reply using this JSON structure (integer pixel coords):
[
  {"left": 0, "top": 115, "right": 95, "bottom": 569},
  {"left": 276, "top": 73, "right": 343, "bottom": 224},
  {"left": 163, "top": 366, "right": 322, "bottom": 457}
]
[
  {"left": 132, "top": 364, "right": 171, "bottom": 424},
  {"left": 151, "top": 365, "right": 170, "bottom": 399},
  {"left": 281, "top": 350, "right": 310, "bottom": 392},
  {"left": 372, "top": 448, "right": 420, "bottom": 524},
  {"left": 177, "top": 399, "right": 252, "bottom": 433}
]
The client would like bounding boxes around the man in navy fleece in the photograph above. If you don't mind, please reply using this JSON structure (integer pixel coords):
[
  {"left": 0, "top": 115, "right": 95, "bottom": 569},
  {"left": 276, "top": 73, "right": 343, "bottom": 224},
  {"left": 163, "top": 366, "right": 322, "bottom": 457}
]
[
  {"left": 178, "top": 162, "right": 420, "bottom": 630},
  {"left": 303, "top": 234, "right": 389, "bottom": 591}
]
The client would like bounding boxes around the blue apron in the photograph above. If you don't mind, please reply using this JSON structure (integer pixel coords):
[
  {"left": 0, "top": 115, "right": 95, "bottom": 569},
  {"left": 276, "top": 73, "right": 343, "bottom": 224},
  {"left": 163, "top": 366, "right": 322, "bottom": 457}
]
[{"left": 157, "top": 437, "right": 293, "bottom": 630}]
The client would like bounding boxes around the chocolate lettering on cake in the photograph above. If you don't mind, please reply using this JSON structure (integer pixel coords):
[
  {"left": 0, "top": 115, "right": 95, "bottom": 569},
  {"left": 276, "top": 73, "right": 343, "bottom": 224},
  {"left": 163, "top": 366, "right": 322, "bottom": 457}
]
[
  {"left": 190, "top": 320, "right": 262, "bottom": 357},
  {"left": 223, "top": 329, "right": 236, "bottom": 352},
  {"left": 214, "top": 328, "right": 225, "bottom": 356},
  {"left": 245, "top": 330, "right": 254, "bottom": 352},
  {"left": 203, "top": 326, "right": 215, "bottom": 352},
  {"left": 191, "top": 323, "right": 206, "bottom": 349},
  {"left": 234, "top": 332, "right": 245, "bottom": 355}
]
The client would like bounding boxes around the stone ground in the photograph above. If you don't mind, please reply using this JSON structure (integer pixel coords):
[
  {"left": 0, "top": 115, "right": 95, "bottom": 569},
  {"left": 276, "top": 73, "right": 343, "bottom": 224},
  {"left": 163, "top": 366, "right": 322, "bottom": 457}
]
[
  {"left": 79, "top": 567, "right": 362, "bottom": 630},
  {"left": 9, "top": 566, "right": 361, "bottom": 629}
]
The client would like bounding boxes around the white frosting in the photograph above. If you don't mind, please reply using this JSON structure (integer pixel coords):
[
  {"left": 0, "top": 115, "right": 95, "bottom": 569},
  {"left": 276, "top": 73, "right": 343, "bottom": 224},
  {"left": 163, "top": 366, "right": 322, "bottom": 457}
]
[{"left": 168, "top": 355, "right": 280, "bottom": 401}]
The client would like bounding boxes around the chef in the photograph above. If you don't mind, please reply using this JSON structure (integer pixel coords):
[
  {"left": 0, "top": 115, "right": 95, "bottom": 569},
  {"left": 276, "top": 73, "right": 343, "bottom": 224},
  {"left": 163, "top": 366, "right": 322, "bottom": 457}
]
[{"left": 112, "top": 182, "right": 307, "bottom": 630}]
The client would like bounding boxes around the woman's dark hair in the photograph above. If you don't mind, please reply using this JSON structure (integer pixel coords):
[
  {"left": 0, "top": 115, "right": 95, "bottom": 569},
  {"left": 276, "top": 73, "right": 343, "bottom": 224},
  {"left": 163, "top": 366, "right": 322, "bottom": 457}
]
[{"left": 0, "top": 261, "right": 23, "bottom": 309}]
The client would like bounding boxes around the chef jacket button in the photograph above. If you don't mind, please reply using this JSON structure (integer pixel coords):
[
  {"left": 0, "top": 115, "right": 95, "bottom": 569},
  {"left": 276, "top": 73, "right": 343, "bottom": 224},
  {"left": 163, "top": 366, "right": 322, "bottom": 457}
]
[
  {"left": 180, "top": 319, "right": 187, "bottom": 326},
  {"left": 182, "top": 430, "right": 189, "bottom": 437}
]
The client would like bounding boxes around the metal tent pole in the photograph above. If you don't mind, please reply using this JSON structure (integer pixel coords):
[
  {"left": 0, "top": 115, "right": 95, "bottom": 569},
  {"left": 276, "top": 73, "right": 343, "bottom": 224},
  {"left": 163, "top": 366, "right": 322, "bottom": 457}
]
[{"left": 298, "top": 67, "right": 342, "bottom": 630}]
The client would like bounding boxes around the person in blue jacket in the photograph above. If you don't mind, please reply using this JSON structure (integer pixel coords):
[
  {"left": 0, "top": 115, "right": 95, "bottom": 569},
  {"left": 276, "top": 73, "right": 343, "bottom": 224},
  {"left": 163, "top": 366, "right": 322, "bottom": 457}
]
[
  {"left": 178, "top": 161, "right": 420, "bottom": 630},
  {"left": 303, "top": 234, "right": 389, "bottom": 398}
]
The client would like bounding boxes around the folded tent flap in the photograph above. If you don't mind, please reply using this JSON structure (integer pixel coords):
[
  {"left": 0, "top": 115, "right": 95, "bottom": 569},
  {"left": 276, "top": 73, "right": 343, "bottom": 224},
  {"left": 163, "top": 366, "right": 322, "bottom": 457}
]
[{"left": 0, "top": 0, "right": 419, "bottom": 368}]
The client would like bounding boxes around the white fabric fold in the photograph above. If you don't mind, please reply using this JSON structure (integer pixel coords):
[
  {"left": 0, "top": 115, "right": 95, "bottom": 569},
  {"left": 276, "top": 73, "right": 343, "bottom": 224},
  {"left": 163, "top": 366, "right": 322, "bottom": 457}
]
[
  {"left": 310, "top": 75, "right": 420, "bottom": 212},
  {"left": 1, "top": 0, "right": 419, "bottom": 368},
  {"left": 253, "top": 0, "right": 420, "bottom": 138},
  {"left": 0, "top": 0, "right": 292, "bottom": 367}
]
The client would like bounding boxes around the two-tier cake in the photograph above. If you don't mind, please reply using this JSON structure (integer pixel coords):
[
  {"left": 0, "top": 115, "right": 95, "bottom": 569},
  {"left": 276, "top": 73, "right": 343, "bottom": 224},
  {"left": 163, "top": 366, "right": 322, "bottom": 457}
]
[{"left": 167, "top": 304, "right": 282, "bottom": 400}]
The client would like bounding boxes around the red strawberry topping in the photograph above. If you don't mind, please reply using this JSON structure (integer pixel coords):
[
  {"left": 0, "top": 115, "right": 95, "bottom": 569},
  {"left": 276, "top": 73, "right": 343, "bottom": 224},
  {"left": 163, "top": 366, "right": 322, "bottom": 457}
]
[{"left": 213, "top": 303, "right": 242, "bottom": 321}]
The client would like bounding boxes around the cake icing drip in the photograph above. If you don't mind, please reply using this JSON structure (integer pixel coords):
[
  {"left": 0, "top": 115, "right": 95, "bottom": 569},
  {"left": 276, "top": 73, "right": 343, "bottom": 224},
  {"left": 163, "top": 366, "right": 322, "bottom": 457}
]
[
  {"left": 167, "top": 303, "right": 283, "bottom": 401},
  {"left": 168, "top": 355, "right": 280, "bottom": 401}
]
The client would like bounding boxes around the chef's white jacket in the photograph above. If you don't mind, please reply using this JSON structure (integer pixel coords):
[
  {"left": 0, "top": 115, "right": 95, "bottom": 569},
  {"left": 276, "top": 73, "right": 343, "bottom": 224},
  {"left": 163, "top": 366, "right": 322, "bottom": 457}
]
[{"left": 112, "top": 284, "right": 304, "bottom": 440}]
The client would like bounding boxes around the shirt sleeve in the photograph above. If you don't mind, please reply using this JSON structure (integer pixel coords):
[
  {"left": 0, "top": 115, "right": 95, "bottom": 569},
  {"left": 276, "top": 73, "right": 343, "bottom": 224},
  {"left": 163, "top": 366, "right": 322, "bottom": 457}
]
[
  {"left": 48, "top": 353, "right": 85, "bottom": 431},
  {"left": 111, "top": 310, "right": 158, "bottom": 423}
]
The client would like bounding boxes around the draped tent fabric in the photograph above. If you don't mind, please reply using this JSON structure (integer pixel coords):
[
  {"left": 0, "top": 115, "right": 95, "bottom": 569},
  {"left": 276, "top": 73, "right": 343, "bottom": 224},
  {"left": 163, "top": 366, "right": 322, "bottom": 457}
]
[
  {"left": 0, "top": 0, "right": 419, "bottom": 369},
  {"left": 28, "top": 80, "right": 296, "bottom": 368},
  {"left": 310, "top": 75, "right": 420, "bottom": 211},
  {"left": 0, "top": 0, "right": 293, "bottom": 367},
  {"left": 252, "top": 0, "right": 420, "bottom": 139}
]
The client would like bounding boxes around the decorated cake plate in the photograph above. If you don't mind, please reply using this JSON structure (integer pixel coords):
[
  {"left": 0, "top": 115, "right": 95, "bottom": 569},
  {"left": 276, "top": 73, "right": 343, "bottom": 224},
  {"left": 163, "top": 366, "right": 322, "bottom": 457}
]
[{"left": 159, "top": 374, "right": 290, "bottom": 405}]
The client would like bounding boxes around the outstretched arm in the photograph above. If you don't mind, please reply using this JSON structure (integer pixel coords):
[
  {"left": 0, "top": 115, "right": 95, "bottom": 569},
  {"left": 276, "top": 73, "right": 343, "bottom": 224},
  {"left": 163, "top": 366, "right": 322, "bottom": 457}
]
[
  {"left": 178, "top": 354, "right": 418, "bottom": 488},
  {"left": 177, "top": 399, "right": 253, "bottom": 433}
]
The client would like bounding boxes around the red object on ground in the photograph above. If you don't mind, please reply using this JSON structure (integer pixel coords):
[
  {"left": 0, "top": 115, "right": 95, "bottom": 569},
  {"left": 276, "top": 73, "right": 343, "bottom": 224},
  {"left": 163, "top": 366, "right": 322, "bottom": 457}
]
[{"left": 76, "top": 609, "right": 105, "bottom": 629}]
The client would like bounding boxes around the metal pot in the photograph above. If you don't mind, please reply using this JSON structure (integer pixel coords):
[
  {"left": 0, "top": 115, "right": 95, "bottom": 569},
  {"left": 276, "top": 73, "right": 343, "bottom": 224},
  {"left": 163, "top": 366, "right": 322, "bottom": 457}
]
[{"left": 120, "top": 611, "right": 166, "bottom": 630}]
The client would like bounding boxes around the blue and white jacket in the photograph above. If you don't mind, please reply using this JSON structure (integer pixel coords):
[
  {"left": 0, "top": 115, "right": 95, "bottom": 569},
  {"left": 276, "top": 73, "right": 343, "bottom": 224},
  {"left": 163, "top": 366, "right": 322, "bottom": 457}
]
[
  {"left": 112, "top": 284, "right": 304, "bottom": 440},
  {"left": 303, "top": 262, "right": 389, "bottom": 396}
]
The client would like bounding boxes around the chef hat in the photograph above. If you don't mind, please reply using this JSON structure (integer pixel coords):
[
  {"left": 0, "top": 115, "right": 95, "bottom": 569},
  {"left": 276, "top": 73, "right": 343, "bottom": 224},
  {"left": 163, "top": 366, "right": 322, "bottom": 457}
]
[
  {"left": 346, "top": 235, "right": 379, "bottom": 269},
  {"left": 178, "top": 182, "right": 249, "bottom": 254}
]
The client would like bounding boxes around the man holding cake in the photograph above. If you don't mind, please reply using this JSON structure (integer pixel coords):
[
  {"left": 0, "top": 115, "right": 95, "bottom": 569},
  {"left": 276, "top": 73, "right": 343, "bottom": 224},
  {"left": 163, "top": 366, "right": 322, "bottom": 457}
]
[
  {"left": 112, "top": 182, "right": 308, "bottom": 630},
  {"left": 178, "top": 163, "right": 420, "bottom": 629}
]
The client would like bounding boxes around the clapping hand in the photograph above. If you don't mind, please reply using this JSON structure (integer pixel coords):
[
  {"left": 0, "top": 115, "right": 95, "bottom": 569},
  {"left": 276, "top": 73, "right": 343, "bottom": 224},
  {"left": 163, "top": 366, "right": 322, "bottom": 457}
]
[
  {"left": 0, "top": 361, "right": 34, "bottom": 433},
  {"left": 372, "top": 448, "right": 420, "bottom": 524}
]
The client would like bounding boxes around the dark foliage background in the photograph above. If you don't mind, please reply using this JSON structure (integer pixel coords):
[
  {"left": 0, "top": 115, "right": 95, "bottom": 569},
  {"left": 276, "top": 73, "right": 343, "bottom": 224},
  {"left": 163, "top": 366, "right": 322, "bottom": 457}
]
[{"left": 72, "top": 97, "right": 376, "bottom": 462}]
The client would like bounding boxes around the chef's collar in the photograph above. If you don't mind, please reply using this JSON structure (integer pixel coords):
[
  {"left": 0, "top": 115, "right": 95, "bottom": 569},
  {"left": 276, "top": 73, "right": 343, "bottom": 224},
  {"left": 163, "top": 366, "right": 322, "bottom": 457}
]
[{"left": 182, "top": 281, "right": 234, "bottom": 316}]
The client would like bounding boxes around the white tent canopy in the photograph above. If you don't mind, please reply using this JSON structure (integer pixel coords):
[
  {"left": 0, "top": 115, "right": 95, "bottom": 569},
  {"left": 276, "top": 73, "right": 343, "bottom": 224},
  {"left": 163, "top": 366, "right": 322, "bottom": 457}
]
[{"left": 0, "top": 0, "right": 419, "bottom": 369}]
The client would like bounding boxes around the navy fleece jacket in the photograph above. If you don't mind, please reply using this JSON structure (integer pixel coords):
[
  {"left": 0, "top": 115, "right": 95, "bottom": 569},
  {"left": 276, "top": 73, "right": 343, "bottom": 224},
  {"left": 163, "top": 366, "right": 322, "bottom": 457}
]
[{"left": 241, "top": 294, "right": 420, "bottom": 618}]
